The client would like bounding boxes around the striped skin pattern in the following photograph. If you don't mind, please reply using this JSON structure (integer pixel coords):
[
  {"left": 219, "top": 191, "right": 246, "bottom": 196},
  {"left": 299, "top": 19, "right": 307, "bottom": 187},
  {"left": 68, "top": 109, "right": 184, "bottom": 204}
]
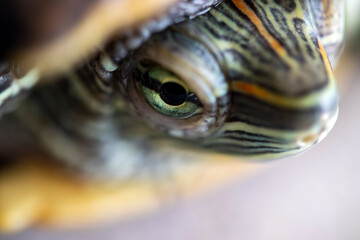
[
  {"left": 6, "top": 0, "right": 344, "bottom": 176},
  {"left": 118, "top": 0, "right": 340, "bottom": 157},
  {"left": 199, "top": 0, "right": 339, "bottom": 156},
  {"left": 304, "top": 0, "right": 345, "bottom": 65}
]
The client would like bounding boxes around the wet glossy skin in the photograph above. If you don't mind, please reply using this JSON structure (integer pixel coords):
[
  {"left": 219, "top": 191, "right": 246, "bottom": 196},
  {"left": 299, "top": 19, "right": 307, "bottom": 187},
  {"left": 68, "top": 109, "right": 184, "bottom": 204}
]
[
  {"left": 118, "top": 0, "right": 341, "bottom": 156},
  {"left": 0, "top": 0, "right": 344, "bottom": 178}
]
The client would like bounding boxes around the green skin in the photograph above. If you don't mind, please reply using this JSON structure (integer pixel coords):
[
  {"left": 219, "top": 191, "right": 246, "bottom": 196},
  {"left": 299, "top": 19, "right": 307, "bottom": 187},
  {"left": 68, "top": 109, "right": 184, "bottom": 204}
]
[{"left": 0, "top": 0, "right": 345, "bottom": 178}]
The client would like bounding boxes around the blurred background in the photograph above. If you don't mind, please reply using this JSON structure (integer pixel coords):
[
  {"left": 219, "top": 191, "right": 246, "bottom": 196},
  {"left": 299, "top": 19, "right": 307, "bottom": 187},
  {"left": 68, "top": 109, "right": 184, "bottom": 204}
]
[{"left": 1, "top": 0, "right": 360, "bottom": 239}]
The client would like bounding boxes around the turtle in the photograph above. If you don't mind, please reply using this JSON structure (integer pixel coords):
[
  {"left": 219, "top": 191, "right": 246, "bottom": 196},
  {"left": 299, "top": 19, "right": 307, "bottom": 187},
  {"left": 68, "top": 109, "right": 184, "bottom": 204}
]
[{"left": 0, "top": 0, "right": 345, "bottom": 179}]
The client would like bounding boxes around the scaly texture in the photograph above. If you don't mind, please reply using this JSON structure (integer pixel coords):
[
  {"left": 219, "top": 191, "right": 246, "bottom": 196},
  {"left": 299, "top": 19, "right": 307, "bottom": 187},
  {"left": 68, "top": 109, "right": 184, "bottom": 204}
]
[{"left": 17, "top": 0, "right": 342, "bottom": 178}]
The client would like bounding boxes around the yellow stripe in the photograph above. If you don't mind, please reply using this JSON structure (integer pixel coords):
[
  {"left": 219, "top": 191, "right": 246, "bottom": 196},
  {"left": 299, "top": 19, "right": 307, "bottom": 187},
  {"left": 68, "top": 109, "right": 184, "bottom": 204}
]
[{"left": 231, "top": 80, "right": 335, "bottom": 109}]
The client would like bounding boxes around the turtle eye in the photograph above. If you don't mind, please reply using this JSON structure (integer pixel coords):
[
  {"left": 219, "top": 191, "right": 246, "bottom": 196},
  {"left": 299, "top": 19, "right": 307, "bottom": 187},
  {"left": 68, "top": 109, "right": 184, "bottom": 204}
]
[{"left": 134, "top": 60, "right": 201, "bottom": 119}]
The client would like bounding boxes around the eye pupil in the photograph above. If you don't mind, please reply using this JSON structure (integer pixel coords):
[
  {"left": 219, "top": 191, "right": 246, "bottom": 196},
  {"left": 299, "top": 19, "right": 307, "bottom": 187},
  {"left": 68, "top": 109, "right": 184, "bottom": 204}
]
[{"left": 160, "top": 82, "right": 188, "bottom": 106}]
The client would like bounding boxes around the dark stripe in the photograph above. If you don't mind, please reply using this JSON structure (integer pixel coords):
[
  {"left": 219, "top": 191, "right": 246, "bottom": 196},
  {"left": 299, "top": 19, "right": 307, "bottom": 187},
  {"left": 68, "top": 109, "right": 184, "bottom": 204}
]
[
  {"left": 222, "top": 130, "right": 291, "bottom": 144},
  {"left": 205, "top": 143, "right": 298, "bottom": 154},
  {"left": 228, "top": 92, "right": 337, "bottom": 130},
  {"left": 211, "top": 2, "right": 291, "bottom": 68},
  {"left": 29, "top": 77, "right": 111, "bottom": 145}
]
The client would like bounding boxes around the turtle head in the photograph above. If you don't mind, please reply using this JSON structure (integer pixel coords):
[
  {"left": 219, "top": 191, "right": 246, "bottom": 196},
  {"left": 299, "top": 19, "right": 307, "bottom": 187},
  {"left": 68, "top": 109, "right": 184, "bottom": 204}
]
[
  {"left": 118, "top": 0, "right": 343, "bottom": 158},
  {"left": 10, "top": 0, "right": 345, "bottom": 178}
]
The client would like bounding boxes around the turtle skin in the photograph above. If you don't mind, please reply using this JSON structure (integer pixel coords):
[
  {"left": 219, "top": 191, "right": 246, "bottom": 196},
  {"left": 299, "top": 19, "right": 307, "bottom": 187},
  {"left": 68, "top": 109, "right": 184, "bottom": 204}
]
[
  {"left": 0, "top": 0, "right": 348, "bottom": 233},
  {"left": 0, "top": 0, "right": 345, "bottom": 177}
]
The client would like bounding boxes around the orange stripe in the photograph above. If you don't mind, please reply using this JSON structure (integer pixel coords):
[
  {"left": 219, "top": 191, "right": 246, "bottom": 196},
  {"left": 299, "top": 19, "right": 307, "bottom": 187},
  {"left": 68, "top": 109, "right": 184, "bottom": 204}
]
[
  {"left": 231, "top": 82, "right": 301, "bottom": 108},
  {"left": 231, "top": 0, "right": 287, "bottom": 57},
  {"left": 318, "top": 42, "right": 334, "bottom": 77},
  {"left": 232, "top": 82, "right": 275, "bottom": 101}
]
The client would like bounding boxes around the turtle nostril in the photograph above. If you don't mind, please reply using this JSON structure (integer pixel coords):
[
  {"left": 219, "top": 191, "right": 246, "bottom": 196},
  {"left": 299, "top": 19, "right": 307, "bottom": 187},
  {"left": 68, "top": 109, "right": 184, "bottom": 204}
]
[
  {"left": 160, "top": 82, "right": 188, "bottom": 106},
  {"left": 296, "top": 110, "right": 338, "bottom": 148},
  {"left": 298, "top": 134, "right": 318, "bottom": 147}
]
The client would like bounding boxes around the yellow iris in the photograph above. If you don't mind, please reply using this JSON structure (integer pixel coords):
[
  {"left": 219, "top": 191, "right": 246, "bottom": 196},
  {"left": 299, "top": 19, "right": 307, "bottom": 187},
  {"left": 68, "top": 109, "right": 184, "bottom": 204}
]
[{"left": 135, "top": 61, "right": 200, "bottom": 119}]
